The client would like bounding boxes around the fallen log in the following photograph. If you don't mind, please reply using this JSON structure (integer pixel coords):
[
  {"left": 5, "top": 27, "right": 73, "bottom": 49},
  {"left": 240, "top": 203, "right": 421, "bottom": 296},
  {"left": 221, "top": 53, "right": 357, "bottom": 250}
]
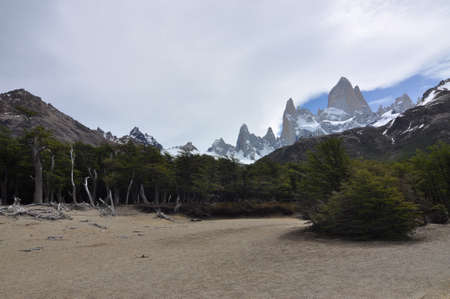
[{"left": 155, "top": 209, "right": 174, "bottom": 222}]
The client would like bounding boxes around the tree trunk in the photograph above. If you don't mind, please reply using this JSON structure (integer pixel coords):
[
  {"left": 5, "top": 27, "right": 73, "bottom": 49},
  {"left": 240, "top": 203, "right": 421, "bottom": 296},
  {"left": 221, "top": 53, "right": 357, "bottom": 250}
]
[
  {"left": 88, "top": 168, "right": 98, "bottom": 201},
  {"left": 125, "top": 176, "right": 134, "bottom": 205},
  {"left": 136, "top": 190, "right": 140, "bottom": 204},
  {"left": 70, "top": 146, "right": 77, "bottom": 204},
  {"left": 113, "top": 188, "right": 120, "bottom": 206},
  {"left": 140, "top": 184, "right": 150, "bottom": 204},
  {"left": 83, "top": 177, "right": 95, "bottom": 206},
  {"left": 108, "top": 189, "right": 116, "bottom": 216},
  {"left": 32, "top": 137, "right": 43, "bottom": 204}
]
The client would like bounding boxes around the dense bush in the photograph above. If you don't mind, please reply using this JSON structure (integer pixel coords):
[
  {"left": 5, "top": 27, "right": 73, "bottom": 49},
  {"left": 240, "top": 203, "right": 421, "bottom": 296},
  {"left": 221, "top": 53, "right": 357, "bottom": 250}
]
[{"left": 315, "top": 169, "right": 420, "bottom": 239}]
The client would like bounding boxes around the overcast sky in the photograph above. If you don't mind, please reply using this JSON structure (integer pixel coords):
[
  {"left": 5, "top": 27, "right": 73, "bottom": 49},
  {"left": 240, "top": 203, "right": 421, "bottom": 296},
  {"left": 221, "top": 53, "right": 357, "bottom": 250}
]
[{"left": 1, "top": 1, "right": 450, "bottom": 150}]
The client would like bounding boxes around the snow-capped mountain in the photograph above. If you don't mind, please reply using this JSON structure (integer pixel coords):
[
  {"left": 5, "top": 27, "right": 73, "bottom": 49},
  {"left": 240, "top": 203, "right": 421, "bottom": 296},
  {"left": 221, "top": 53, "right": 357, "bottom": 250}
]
[
  {"left": 376, "top": 94, "right": 414, "bottom": 116},
  {"left": 100, "top": 126, "right": 163, "bottom": 149},
  {"left": 207, "top": 76, "right": 417, "bottom": 163},
  {"left": 164, "top": 142, "right": 200, "bottom": 156},
  {"left": 265, "top": 78, "right": 450, "bottom": 163},
  {"left": 417, "top": 79, "right": 450, "bottom": 106},
  {"left": 206, "top": 125, "right": 280, "bottom": 164}
]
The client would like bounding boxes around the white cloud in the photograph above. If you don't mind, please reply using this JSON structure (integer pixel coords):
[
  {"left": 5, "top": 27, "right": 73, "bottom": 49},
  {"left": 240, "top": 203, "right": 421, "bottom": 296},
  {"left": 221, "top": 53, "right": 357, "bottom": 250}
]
[{"left": 1, "top": 0, "right": 450, "bottom": 149}]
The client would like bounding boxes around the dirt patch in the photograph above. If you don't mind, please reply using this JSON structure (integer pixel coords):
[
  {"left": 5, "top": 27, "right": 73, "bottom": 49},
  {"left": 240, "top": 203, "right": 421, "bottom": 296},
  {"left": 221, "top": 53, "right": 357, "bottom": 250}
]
[{"left": 0, "top": 209, "right": 449, "bottom": 298}]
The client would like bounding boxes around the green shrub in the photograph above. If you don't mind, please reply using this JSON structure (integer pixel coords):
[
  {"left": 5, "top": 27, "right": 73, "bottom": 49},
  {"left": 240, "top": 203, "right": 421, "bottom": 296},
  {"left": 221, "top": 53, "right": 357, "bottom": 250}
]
[{"left": 315, "top": 169, "right": 420, "bottom": 240}]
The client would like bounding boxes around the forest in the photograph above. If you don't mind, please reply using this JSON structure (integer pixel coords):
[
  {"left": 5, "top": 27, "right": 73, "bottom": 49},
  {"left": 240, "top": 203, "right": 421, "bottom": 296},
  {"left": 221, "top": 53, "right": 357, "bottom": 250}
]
[{"left": 0, "top": 125, "right": 449, "bottom": 236}]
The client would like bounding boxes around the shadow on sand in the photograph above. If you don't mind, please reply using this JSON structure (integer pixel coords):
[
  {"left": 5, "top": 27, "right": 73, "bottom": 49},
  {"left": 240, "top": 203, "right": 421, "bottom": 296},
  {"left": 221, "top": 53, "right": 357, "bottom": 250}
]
[{"left": 279, "top": 224, "right": 427, "bottom": 248}]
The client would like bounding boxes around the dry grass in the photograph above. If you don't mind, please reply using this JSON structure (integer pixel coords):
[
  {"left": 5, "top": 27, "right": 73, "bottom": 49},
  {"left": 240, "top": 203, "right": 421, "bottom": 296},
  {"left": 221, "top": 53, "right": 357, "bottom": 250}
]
[{"left": 0, "top": 206, "right": 449, "bottom": 298}]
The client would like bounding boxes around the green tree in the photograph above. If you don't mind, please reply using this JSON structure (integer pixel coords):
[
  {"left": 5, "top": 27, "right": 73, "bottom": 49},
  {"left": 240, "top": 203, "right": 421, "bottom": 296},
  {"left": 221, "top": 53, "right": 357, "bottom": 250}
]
[
  {"left": 316, "top": 168, "right": 420, "bottom": 239},
  {"left": 0, "top": 127, "right": 22, "bottom": 204},
  {"left": 299, "top": 137, "right": 351, "bottom": 222},
  {"left": 23, "top": 127, "right": 52, "bottom": 203}
]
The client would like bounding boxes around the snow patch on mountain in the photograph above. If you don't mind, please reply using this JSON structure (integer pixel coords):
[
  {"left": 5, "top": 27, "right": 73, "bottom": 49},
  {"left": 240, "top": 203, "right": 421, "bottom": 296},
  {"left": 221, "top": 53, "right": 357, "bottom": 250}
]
[{"left": 372, "top": 110, "right": 400, "bottom": 127}]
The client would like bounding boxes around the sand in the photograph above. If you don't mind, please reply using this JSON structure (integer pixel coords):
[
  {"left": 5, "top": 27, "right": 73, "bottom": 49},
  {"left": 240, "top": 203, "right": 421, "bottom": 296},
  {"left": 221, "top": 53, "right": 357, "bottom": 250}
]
[{"left": 0, "top": 207, "right": 449, "bottom": 299}]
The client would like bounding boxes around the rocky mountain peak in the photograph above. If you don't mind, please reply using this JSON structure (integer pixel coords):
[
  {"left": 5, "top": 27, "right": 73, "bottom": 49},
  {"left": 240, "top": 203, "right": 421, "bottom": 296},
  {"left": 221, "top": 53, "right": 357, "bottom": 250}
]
[
  {"left": 239, "top": 123, "right": 249, "bottom": 134},
  {"left": 180, "top": 141, "right": 198, "bottom": 152},
  {"left": 123, "top": 127, "right": 162, "bottom": 149},
  {"left": 207, "top": 138, "right": 236, "bottom": 157},
  {"left": 418, "top": 79, "right": 450, "bottom": 106},
  {"left": 263, "top": 127, "right": 276, "bottom": 145},
  {"left": 376, "top": 93, "right": 414, "bottom": 117},
  {"left": 328, "top": 77, "right": 371, "bottom": 114},
  {"left": 284, "top": 98, "right": 296, "bottom": 116}
]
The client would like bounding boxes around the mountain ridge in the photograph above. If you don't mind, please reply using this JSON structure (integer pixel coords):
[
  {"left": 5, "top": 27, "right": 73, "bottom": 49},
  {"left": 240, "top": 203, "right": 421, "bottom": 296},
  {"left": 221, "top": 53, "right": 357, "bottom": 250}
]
[{"left": 263, "top": 80, "right": 450, "bottom": 163}]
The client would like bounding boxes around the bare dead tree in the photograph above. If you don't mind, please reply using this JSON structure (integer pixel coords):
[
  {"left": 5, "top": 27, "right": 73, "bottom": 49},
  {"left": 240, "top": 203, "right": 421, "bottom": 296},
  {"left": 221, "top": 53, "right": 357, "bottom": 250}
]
[
  {"left": 83, "top": 176, "right": 95, "bottom": 207},
  {"left": 140, "top": 184, "right": 150, "bottom": 204},
  {"left": 174, "top": 195, "right": 182, "bottom": 213},
  {"left": 108, "top": 189, "right": 116, "bottom": 216},
  {"left": 88, "top": 168, "right": 98, "bottom": 201},
  {"left": 70, "top": 145, "right": 77, "bottom": 204},
  {"left": 125, "top": 172, "right": 134, "bottom": 205},
  {"left": 31, "top": 135, "right": 45, "bottom": 203}
]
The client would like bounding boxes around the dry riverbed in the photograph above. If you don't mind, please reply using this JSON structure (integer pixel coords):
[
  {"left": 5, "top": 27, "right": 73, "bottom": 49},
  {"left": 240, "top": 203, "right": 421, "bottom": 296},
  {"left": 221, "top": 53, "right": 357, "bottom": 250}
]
[{"left": 0, "top": 207, "right": 449, "bottom": 298}]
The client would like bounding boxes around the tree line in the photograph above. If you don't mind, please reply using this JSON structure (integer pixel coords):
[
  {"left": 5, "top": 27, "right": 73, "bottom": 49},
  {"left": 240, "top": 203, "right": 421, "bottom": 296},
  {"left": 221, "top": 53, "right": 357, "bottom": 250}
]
[{"left": 1, "top": 125, "right": 449, "bottom": 234}]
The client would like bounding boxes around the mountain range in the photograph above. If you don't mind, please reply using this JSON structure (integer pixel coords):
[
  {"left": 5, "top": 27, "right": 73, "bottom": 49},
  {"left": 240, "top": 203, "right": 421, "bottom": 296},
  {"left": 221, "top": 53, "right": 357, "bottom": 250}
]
[
  {"left": 207, "top": 77, "right": 415, "bottom": 163},
  {"left": 264, "top": 78, "right": 450, "bottom": 163},
  {"left": 1, "top": 78, "right": 448, "bottom": 164}
]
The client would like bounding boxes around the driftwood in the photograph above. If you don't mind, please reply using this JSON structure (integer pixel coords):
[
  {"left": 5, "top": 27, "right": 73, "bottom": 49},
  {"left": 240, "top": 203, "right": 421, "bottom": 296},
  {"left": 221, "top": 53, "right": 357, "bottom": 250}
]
[
  {"left": 0, "top": 197, "right": 69, "bottom": 220},
  {"left": 155, "top": 209, "right": 174, "bottom": 221},
  {"left": 96, "top": 192, "right": 116, "bottom": 217}
]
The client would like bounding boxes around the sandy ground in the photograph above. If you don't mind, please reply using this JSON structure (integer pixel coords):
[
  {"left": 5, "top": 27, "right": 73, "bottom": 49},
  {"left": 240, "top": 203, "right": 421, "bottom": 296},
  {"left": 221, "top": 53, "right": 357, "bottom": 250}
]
[{"left": 0, "top": 207, "right": 449, "bottom": 299}]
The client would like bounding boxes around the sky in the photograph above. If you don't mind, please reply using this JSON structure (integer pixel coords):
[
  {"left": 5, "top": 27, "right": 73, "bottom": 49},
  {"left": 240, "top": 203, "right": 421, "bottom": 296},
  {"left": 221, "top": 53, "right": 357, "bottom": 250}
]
[{"left": 1, "top": 0, "right": 450, "bottom": 151}]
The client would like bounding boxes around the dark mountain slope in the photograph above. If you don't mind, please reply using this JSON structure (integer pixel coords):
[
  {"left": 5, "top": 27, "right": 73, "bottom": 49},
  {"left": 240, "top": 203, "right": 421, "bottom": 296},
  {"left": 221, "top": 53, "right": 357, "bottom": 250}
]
[{"left": 0, "top": 89, "right": 106, "bottom": 146}]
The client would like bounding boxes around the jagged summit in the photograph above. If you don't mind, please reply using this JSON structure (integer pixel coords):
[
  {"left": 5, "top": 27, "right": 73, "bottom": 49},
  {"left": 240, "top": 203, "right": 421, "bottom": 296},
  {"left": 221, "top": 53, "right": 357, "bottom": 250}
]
[
  {"left": 124, "top": 127, "right": 163, "bottom": 149},
  {"left": 265, "top": 78, "right": 450, "bottom": 163},
  {"left": 263, "top": 127, "right": 276, "bottom": 145},
  {"left": 207, "top": 76, "right": 421, "bottom": 163},
  {"left": 103, "top": 127, "right": 163, "bottom": 149},
  {"left": 418, "top": 79, "right": 450, "bottom": 106},
  {"left": 284, "top": 98, "right": 296, "bottom": 115},
  {"left": 328, "top": 77, "right": 372, "bottom": 114},
  {"left": 239, "top": 123, "right": 249, "bottom": 134}
]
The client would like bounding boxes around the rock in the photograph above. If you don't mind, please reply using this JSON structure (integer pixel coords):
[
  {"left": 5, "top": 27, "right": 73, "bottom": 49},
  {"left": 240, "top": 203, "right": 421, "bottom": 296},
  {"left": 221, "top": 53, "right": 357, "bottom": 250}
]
[
  {"left": 328, "top": 77, "right": 371, "bottom": 115},
  {"left": 207, "top": 138, "right": 236, "bottom": 157}
]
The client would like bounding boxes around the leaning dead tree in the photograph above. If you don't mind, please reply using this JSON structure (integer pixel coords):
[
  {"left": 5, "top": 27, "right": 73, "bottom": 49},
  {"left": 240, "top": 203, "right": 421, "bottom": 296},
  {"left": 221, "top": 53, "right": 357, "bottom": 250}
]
[{"left": 139, "top": 184, "right": 150, "bottom": 204}]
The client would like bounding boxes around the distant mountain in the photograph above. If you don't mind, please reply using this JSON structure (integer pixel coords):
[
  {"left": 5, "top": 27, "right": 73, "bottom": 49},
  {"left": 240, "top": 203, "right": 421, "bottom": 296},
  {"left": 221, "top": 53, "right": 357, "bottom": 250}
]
[
  {"left": 0, "top": 89, "right": 105, "bottom": 146},
  {"left": 208, "top": 77, "right": 413, "bottom": 163},
  {"left": 207, "top": 125, "right": 280, "bottom": 163},
  {"left": 164, "top": 141, "right": 200, "bottom": 156},
  {"left": 99, "top": 126, "right": 163, "bottom": 149},
  {"left": 264, "top": 79, "right": 450, "bottom": 163}
]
